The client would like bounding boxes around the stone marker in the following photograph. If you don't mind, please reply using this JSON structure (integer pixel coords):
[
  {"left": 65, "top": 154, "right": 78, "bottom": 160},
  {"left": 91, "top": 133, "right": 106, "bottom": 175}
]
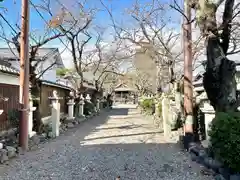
[
  {"left": 78, "top": 95, "right": 85, "bottom": 118},
  {"left": 0, "top": 149, "right": 8, "bottom": 163},
  {"left": 67, "top": 92, "right": 75, "bottom": 120},
  {"left": 96, "top": 99, "right": 100, "bottom": 112},
  {"left": 49, "top": 90, "right": 62, "bottom": 138},
  {"left": 6, "top": 146, "right": 16, "bottom": 158},
  {"left": 28, "top": 95, "right": 36, "bottom": 138},
  {"left": 162, "top": 94, "right": 171, "bottom": 139},
  {"left": 201, "top": 103, "right": 215, "bottom": 140}
]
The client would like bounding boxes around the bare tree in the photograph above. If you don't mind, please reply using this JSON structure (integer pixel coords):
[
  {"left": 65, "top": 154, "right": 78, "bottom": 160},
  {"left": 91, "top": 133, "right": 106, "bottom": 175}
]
[
  {"left": 55, "top": 29, "right": 127, "bottom": 95},
  {"left": 90, "top": 35, "right": 130, "bottom": 92},
  {"left": 100, "top": 0, "right": 204, "bottom": 94},
  {"left": 125, "top": 70, "right": 153, "bottom": 95},
  {"left": 47, "top": 0, "right": 154, "bottom": 96},
  {"left": 36, "top": 0, "right": 99, "bottom": 94},
  {"left": 0, "top": 3, "right": 72, "bottom": 132}
]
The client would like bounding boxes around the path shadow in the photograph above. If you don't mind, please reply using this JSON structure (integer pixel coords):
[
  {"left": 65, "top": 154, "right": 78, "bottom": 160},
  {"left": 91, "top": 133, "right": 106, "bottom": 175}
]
[
  {"left": 81, "top": 130, "right": 164, "bottom": 142},
  {"left": 0, "top": 105, "right": 212, "bottom": 179},
  {"left": 108, "top": 108, "right": 129, "bottom": 116},
  {"left": 35, "top": 107, "right": 131, "bottom": 148},
  {"left": 94, "top": 124, "right": 143, "bottom": 130}
]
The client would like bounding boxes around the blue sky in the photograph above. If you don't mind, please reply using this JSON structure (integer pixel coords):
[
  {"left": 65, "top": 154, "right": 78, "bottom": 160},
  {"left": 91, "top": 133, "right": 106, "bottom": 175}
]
[
  {"left": 0, "top": 0, "right": 183, "bottom": 68},
  {"left": 0, "top": 0, "right": 137, "bottom": 49},
  {"left": 0, "top": 0, "right": 181, "bottom": 36},
  {"left": 0, "top": 0, "right": 136, "bottom": 36}
]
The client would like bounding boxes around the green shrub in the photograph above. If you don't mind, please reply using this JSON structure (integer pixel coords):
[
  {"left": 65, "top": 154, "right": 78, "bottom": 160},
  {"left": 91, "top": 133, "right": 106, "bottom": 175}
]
[
  {"left": 84, "top": 100, "right": 95, "bottom": 115},
  {"left": 209, "top": 112, "right": 240, "bottom": 173},
  {"left": 140, "top": 98, "right": 154, "bottom": 114},
  {"left": 140, "top": 98, "right": 154, "bottom": 109},
  {"left": 157, "top": 102, "right": 162, "bottom": 117}
]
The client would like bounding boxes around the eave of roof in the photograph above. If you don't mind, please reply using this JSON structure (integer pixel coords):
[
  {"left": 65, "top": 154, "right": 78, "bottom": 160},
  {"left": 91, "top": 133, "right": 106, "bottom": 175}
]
[
  {"left": 40, "top": 80, "right": 73, "bottom": 90},
  {"left": 0, "top": 64, "right": 19, "bottom": 76},
  {"left": 114, "top": 87, "right": 136, "bottom": 92}
]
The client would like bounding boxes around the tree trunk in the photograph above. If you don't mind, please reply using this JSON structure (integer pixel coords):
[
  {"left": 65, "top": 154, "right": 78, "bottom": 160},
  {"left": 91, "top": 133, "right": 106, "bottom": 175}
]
[
  {"left": 32, "top": 85, "right": 42, "bottom": 133},
  {"left": 29, "top": 63, "right": 43, "bottom": 133},
  {"left": 192, "top": 0, "right": 236, "bottom": 113},
  {"left": 203, "top": 36, "right": 237, "bottom": 112}
]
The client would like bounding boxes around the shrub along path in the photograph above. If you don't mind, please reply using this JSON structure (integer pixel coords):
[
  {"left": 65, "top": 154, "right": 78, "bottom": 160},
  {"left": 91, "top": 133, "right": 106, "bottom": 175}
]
[{"left": 0, "top": 104, "right": 213, "bottom": 180}]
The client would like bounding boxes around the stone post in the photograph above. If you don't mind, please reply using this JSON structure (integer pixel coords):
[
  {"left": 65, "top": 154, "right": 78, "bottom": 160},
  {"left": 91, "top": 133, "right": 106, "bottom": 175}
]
[
  {"left": 67, "top": 91, "right": 75, "bottom": 120},
  {"left": 78, "top": 95, "right": 85, "bottom": 118},
  {"left": 99, "top": 99, "right": 103, "bottom": 109},
  {"left": 153, "top": 98, "right": 158, "bottom": 126},
  {"left": 49, "top": 90, "right": 62, "bottom": 137},
  {"left": 28, "top": 96, "right": 36, "bottom": 138},
  {"left": 201, "top": 103, "right": 215, "bottom": 140},
  {"left": 67, "top": 99, "right": 75, "bottom": 120},
  {"left": 96, "top": 98, "right": 100, "bottom": 112},
  {"left": 162, "top": 94, "right": 171, "bottom": 138}
]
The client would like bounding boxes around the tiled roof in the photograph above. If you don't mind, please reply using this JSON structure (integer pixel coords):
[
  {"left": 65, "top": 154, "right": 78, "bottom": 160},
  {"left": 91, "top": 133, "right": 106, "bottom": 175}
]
[
  {"left": 0, "top": 63, "right": 19, "bottom": 75},
  {"left": 114, "top": 83, "right": 135, "bottom": 92},
  {"left": 0, "top": 48, "right": 64, "bottom": 69},
  {"left": 0, "top": 48, "right": 58, "bottom": 59}
]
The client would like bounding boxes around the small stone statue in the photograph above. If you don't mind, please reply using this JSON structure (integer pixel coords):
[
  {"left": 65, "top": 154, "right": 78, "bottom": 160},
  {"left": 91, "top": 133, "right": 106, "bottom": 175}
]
[
  {"left": 80, "top": 94, "right": 84, "bottom": 100},
  {"left": 86, "top": 94, "right": 91, "bottom": 101},
  {"left": 69, "top": 91, "right": 74, "bottom": 98},
  {"left": 53, "top": 90, "right": 58, "bottom": 98}
]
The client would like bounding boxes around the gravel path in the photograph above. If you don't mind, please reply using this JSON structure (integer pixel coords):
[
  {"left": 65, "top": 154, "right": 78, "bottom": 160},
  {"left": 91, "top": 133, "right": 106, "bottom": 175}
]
[{"left": 0, "top": 105, "right": 213, "bottom": 180}]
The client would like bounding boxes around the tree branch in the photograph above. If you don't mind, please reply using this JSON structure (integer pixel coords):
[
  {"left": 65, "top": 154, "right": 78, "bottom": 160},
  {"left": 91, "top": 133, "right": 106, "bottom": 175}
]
[{"left": 220, "top": 0, "right": 235, "bottom": 54}]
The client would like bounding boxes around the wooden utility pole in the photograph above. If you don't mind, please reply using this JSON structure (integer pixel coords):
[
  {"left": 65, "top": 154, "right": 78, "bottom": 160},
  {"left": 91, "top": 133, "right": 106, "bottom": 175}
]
[
  {"left": 183, "top": 0, "right": 193, "bottom": 149},
  {"left": 19, "top": 0, "right": 30, "bottom": 150}
]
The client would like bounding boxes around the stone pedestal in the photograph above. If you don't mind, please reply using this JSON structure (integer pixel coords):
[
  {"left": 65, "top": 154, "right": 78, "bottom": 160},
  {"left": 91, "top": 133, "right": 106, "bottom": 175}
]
[
  {"left": 49, "top": 90, "right": 62, "bottom": 138},
  {"left": 28, "top": 98, "right": 36, "bottom": 138},
  {"left": 78, "top": 99, "right": 85, "bottom": 117},
  {"left": 201, "top": 104, "right": 215, "bottom": 141},
  {"left": 67, "top": 99, "right": 75, "bottom": 120}
]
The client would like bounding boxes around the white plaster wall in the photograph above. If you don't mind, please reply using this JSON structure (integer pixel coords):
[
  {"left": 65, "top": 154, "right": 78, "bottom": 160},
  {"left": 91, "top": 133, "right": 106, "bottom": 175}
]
[
  {"left": 9, "top": 60, "right": 20, "bottom": 70},
  {"left": 0, "top": 72, "right": 19, "bottom": 85},
  {"left": 36, "top": 57, "right": 59, "bottom": 82}
]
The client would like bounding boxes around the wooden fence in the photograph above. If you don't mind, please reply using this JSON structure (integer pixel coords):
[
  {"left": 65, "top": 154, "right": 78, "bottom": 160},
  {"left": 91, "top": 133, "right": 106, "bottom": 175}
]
[
  {"left": 0, "top": 83, "right": 20, "bottom": 131},
  {"left": 0, "top": 82, "right": 71, "bottom": 132},
  {"left": 40, "top": 83, "right": 70, "bottom": 118},
  {"left": 0, "top": 80, "right": 98, "bottom": 132}
]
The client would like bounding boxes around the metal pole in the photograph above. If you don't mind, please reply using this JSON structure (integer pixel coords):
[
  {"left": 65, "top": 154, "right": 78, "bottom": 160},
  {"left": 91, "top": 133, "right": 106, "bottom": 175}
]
[
  {"left": 183, "top": 0, "right": 193, "bottom": 149},
  {"left": 19, "top": 0, "right": 29, "bottom": 150}
]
